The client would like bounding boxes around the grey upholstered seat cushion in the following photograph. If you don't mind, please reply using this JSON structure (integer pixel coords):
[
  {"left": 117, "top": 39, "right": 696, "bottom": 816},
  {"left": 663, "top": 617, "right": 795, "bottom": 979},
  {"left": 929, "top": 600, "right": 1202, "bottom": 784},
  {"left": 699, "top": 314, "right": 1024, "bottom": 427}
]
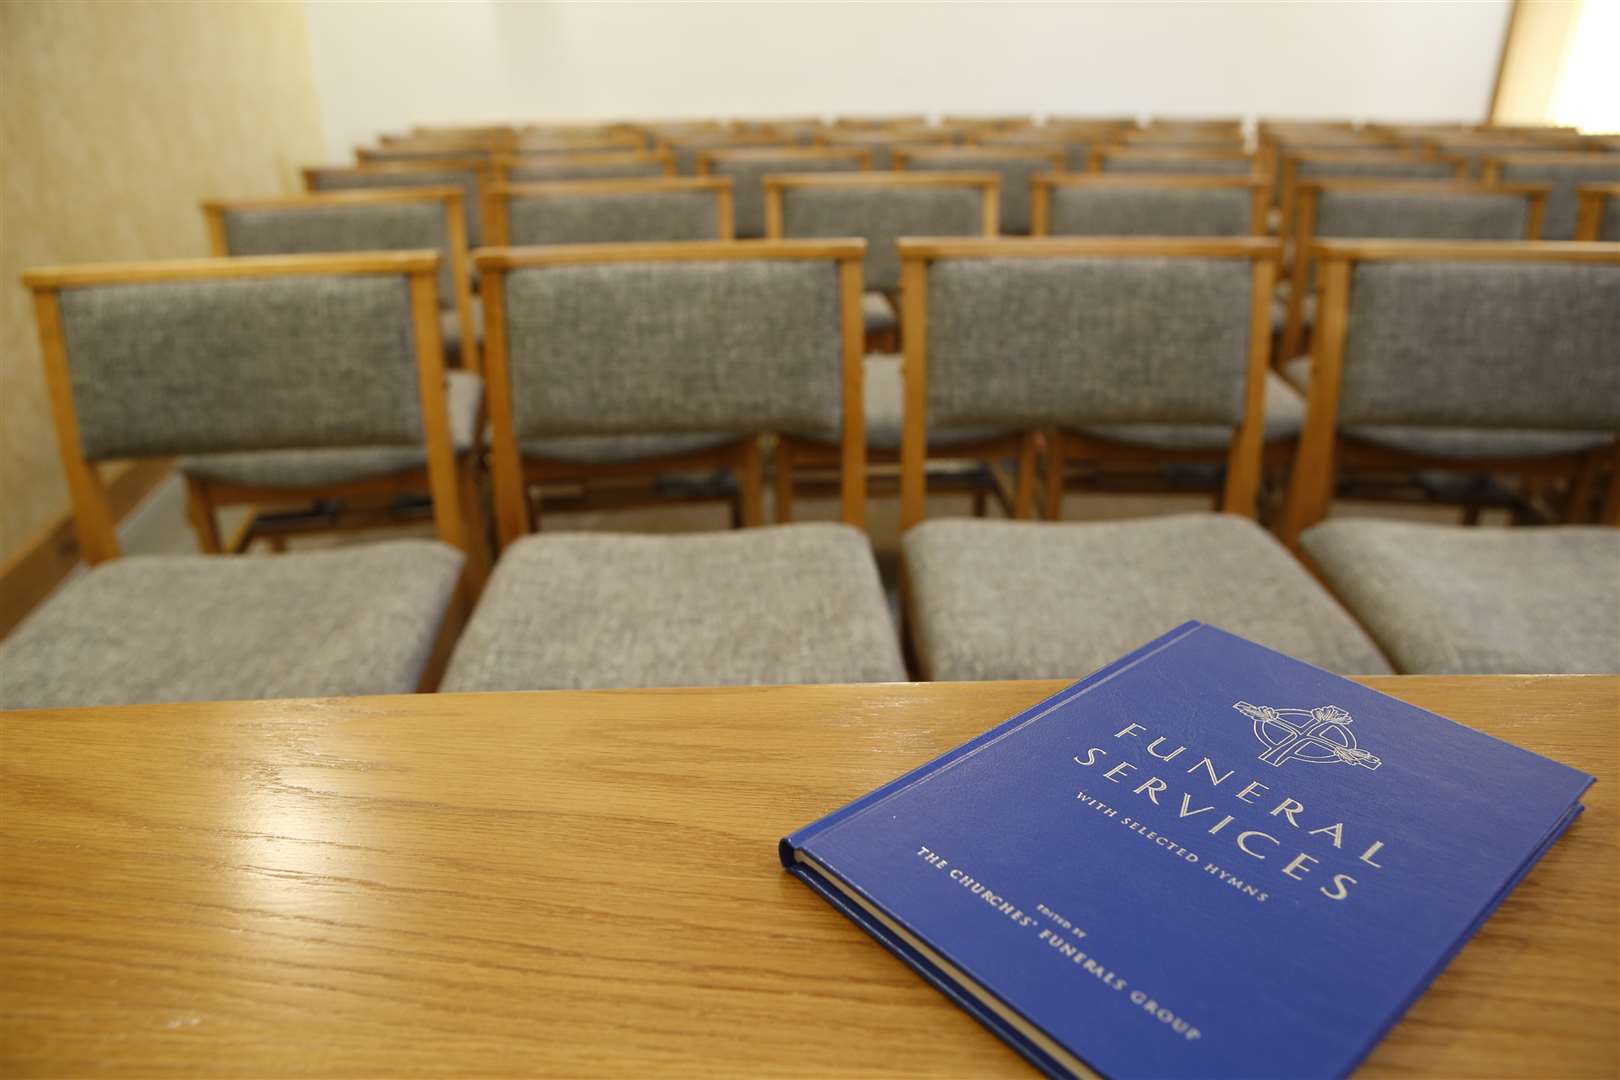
[
  {"left": 0, "top": 541, "right": 464, "bottom": 710},
  {"left": 903, "top": 514, "right": 1391, "bottom": 681},
  {"left": 441, "top": 524, "right": 906, "bottom": 690},
  {"left": 792, "top": 354, "right": 1010, "bottom": 451},
  {"left": 1300, "top": 520, "right": 1620, "bottom": 673},
  {"left": 520, "top": 431, "right": 741, "bottom": 464},
  {"left": 180, "top": 370, "right": 484, "bottom": 489},
  {"left": 863, "top": 291, "right": 897, "bottom": 333},
  {"left": 1076, "top": 372, "right": 1303, "bottom": 450},
  {"left": 1280, "top": 356, "right": 1614, "bottom": 460}
]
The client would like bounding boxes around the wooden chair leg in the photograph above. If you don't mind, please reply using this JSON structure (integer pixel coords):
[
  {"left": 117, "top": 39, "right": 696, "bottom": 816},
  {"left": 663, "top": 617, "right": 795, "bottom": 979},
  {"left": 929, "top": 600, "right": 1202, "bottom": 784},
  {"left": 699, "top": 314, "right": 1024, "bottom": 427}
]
[
  {"left": 1013, "top": 431, "right": 1037, "bottom": 519},
  {"left": 737, "top": 438, "right": 764, "bottom": 528},
  {"left": 1043, "top": 430, "right": 1066, "bottom": 521},
  {"left": 456, "top": 455, "right": 491, "bottom": 590},
  {"left": 774, "top": 440, "right": 796, "bottom": 524},
  {"left": 1566, "top": 452, "right": 1600, "bottom": 523},
  {"left": 1600, "top": 447, "right": 1620, "bottom": 527},
  {"left": 184, "top": 476, "right": 224, "bottom": 554}
]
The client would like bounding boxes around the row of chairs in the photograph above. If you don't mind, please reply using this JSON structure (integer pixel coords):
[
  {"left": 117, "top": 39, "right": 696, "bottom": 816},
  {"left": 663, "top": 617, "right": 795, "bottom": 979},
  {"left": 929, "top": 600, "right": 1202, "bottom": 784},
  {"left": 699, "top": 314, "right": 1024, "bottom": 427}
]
[
  {"left": 197, "top": 172, "right": 1620, "bottom": 536},
  {"left": 315, "top": 138, "right": 1620, "bottom": 242},
  {"left": 3, "top": 236, "right": 1616, "bottom": 711}
]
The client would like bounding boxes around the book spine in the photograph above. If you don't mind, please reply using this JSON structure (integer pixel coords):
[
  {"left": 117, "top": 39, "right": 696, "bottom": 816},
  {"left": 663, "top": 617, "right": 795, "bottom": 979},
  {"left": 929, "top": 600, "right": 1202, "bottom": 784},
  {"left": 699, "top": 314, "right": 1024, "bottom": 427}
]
[{"left": 780, "top": 620, "right": 1207, "bottom": 868}]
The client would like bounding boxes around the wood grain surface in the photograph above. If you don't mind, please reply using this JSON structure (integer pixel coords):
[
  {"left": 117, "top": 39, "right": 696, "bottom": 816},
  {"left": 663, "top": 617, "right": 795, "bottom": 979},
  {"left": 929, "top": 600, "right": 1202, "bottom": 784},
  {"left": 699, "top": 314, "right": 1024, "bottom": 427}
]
[{"left": 1, "top": 676, "right": 1615, "bottom": 1077}]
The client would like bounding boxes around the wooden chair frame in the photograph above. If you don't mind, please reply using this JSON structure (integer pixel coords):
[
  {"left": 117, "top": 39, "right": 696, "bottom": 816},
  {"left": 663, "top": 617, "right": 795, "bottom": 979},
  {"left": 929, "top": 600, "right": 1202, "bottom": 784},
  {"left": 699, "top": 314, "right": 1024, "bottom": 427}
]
[
  {"left": 302, "top": 158, "right": 496, "bottom": 251},
  {"left": 761, "top": 172, "right": 1010, "bottom": 522},
  {"left": 1575, "top": 184, "right": 1620, "bottom": 241},
  {"left": 22, "top": 252, "right": 480, "bottom": 584},
  {"left": 1275, "top": 151, "right": 1467, "bottom": 248},
  {"left": 696, "top": 145, "right": 871, "bottom": 174},
  {"left": 1279, "top": 240, "right": 1620, "bottom": 547},
  {"left": 940, "top": 114, "right": 1033, "bottom": 130},
  {"left": 493, "top": 149, "right": 676, "bottom": 184},
  {"left": 1029, "top": 174, "right": 1269, "bottom": 238},
  {"left": 831, "top": 115, "right": 930, "bottom": 129},
  {"left": 484, "top": 176, "right": 737, "bottom": 247},
  {"left": 1277, "top": 178, "right": 1551, "bottom": 365},
  {"left": 1089, "top": 145, "right": 1256, "bottom": 174},
  {"left": 475, "top": 240, "right": 870, "bottom": 547},
  {"left": 893, "top": 145, "right": 1066, "bottom": 172},
  {"left": 202, "top": 187, "right": 481, "bottom": 376},
  {"left": 895, "top": 236, "right": 1283, "bottom": 531},
  {"left": 516, "top": 132, "right": 647, "bottom": 154}
]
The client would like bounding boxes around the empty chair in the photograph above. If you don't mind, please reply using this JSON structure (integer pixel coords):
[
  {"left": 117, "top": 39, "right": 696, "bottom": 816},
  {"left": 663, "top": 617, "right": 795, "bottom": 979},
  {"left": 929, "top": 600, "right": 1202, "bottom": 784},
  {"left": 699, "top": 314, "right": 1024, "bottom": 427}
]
[
  {"left": 661, "top": 131, "right": 791, "bottom": 175},
  {"left": 1576, "top": 183, "right": 1620, "bottom": 241},
  {"left": 1031, "top": 174, "right": 1268, "bottom": 237},
  {"left": 203, "top": 188, "right": 480, "bottom": 373},
  {"left": 1483, "top": 153, "right": 1620, "bottom": 240},
  {"left": 485, "top": 177, "right": 734, "bottom": 246},
  {"left": 978, "top": 122, "right": 1122, "bottom": 171},
  {"left": 441, "top": 239, "right": 906, "bottom": 691},
  {"left": 1275, "top": 150, "right": 1465, "bottom": 246},
  {"left": 0, "top": 253, "right": 475, "bottom": 709},
  {"left": 697, "top": 146, "right": 868, "bottom": 237},
  {"left": 1278, "top": 179, "right": 1548, "bottom": 363},
  {"left": 192, "top": 190, "right": 488, "bottom": 554},
  {"left": 764, "top": 172, "right": 1019, "bottom": 519},
  {"left": 1091, "top": 146, "right": 1258, "bottom": 179},
  {"left": 896, "top": 236, "right": 1390, "bottom": 680},
  {"left": 1281, "top": 240, "right": 1620, "bottom": 672},
  {"left": 815, "top": 127, "right": 953, "bottom": 169},
  {"left": 1427, "top": 133, "right": 1589, "bottom": 178},
  {"left": 496, "top": 149, "right": 675, "bottom": 183},
  {"left": 894, "top": 144, "right": 1064, "bottom": 234},
  {"left": 304, "top": 158, "right": 493, "bottom": 249}
]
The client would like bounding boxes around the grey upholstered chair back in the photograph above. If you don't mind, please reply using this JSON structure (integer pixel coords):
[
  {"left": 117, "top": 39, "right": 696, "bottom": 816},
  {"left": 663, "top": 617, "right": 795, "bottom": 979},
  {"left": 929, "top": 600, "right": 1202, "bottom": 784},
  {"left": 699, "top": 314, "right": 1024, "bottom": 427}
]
[
  {"left": 1592, "top": 194, "right": 1620, "bottom": 241},
  {"left": 496, "top": 252, "right": 848, "bottom": 439},
  {"left": 1295, "top": 157, "right": 1459, "bottom": 183},
  {"left": 1098, "top": 152, "right": 1255, "bottom": 177},
  {"left": 1335, "top": 254, "right": 1620, "bottom": 431},
  {"left": 703, "top": 152, "right": 865, "bottom": 237},
  {"left": 978, "top": 131, "right": 1104, "bottom": 172},
  {"left": 897, "top": 149, "right": 1061, "bottom": 234},
  {"left": 214, "top": 198, "right": 459, "bottom": 307},
  {"left": 498, "top": 181, "right": 729, "bottom": 246},
  {"left": 666, "top": 137, "right": 791, "bottom": 175},
  {"left": 921, "top": 251, "right": 1262, "bottom": 429},
  {"left": 306, "top": 165, "right": 486, "bottom": 247},
  {"left": 1043, "top": 181, "right": 1258, "bottom": 236},
  {"left": 1491, "top": 157, "right": 1620, "bottom": 240},
  {"left": 773, "top": 178, "right": 994, "bottom": 292},
  {"left": 51, "top": 265, "right": 431, "bottom": 461},
  {"left": 506, "top": 156, "right": 670, "bottom": 183},
  {"left": 1312, "top": 188, "right": 1534, "bottom": 241}
]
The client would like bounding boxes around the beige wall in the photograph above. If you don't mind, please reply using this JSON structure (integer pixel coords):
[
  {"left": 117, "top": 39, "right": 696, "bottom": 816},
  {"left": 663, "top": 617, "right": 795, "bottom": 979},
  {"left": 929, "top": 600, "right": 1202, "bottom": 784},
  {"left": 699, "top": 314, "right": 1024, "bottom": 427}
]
[{"left": 0, "top": 1, "right": 325, "bottom": 563}]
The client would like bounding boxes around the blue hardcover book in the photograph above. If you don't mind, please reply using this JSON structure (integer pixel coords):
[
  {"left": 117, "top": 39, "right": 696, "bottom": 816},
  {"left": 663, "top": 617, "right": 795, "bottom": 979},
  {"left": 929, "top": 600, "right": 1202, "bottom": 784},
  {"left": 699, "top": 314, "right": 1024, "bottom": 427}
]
[{"left": 781, "top": 622, "right": 1594, "bottom": 1080}]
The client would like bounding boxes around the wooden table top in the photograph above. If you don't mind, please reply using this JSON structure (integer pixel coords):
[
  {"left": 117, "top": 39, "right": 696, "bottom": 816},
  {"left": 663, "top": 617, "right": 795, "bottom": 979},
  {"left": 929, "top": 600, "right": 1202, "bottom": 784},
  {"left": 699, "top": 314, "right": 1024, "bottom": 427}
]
[{"left": 1, "top": 676, "right": 1615, "bottom": 1078}]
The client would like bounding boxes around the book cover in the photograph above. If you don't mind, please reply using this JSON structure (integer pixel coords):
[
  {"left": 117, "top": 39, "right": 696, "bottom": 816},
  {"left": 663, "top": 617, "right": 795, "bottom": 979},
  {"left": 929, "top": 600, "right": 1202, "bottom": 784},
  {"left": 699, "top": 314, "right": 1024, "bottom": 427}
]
[{"left": 781, "top": 622, "right": 1594, "bottom": 1080}]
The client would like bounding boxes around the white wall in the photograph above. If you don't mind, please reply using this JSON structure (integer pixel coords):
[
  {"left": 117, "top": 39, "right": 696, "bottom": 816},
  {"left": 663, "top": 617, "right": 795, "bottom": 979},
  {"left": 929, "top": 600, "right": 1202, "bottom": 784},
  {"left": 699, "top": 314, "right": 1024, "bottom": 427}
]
[{"left": 306, "top": 0, "right": 1512, "bottom": 159}]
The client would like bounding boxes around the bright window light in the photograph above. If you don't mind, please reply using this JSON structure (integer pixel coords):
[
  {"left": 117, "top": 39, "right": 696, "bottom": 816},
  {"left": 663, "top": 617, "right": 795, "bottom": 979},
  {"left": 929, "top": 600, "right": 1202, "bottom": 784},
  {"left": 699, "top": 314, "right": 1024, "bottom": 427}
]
[{"left": 1552, "top": 0, "right": 1620, "bottom": 133}]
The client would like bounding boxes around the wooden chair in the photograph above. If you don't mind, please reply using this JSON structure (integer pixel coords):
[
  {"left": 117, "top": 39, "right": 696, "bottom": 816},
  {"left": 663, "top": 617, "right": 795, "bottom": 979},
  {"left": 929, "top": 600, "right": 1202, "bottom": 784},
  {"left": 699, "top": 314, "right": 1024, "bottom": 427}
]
[
  {"left": 1280, "top": 239, "right": 1620, "bottom": 548},
  {"left": 893, "top": 144, "right": 1064, "bottom": 234},
  {"left": 763, "top": 172, "right": 1020, "bottom": 521},
  {"left": 359, "top": 143, "right": 499, "bottom": 164},
  {"left": 437, "top": 239, "right": 907, "bottom": 692},
  {"left": 1281, "top": 240, "right": 1620, "bottom": 674},
  {"left": 494, "top": 149, "right": 675, "bottom": 184},
  {"left": 1031, "top": 174, "right": 1269, "bottom": 238},
  {"left": 1278, "top": 178, "right": 1550, "bottom": 365},
  {"left": 660, "top": 131, "right": 793, "bottom": 175},
  {"left": 696, "top": 146, "right": 869, "bottom": 238},
  {"left": 193, "top": 190, "right": 490, "bottom": 558},
  {"left": 1481, "top": 153, "right": 1620, "bottom": 240},
  {"left": 895, "top": 236, "right": 1390, "bottom": 680},
  {"left": 977, "top": 122, "right": 1122, "bottom": 171},
  {"left": 303, "top": 158, "right": 495, "bottom": 250},
  {"left": 1575, "top": 183, "right": 1620, "bottom": 241},
  {"left": 832, "top": 114, "right": 930, "bottom": 129},
  {"left": 0, "top": 252, "right": 479, "bottom": 708},
  {"left": 1275, "top": 151, "right": 1466, "bottom": 251},
  {"left": 1089, "top": 146, "right": 1259, "bottom": 181},
  {"left": 814, "top": 127, "right": 954, "bottom": 169},
  {"left": 485, "top": 177, "right": 734, "bottom": 247},
  {"left": 1424, "top": 134, "right": 1591, "bottom": 178}
]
